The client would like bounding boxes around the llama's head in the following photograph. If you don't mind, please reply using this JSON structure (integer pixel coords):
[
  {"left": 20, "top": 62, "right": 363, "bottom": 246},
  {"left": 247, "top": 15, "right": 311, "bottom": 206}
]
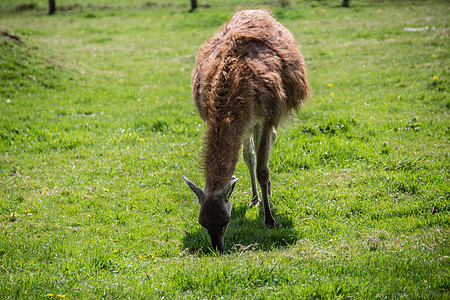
[{"left": 182, "top": 175, "right": 238, "bottom": 252}]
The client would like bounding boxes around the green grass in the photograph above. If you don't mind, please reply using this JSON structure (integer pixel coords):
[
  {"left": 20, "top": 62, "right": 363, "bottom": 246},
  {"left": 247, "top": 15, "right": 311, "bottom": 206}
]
[{"left": 1, "top": 0, "right": 449, "bottom": 298}]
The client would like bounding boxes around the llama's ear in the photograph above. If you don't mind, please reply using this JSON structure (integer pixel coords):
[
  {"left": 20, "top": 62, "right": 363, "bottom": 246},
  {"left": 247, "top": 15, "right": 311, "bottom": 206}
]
[
  {"left": 222, "top": 177, "right": 239, "bottom": 202},
  {"left": 182, "top": 175, "right": 204, "bottom": 204}
]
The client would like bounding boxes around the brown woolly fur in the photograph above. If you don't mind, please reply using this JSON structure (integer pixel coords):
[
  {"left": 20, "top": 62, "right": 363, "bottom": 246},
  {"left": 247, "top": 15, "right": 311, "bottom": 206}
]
[{"left": 192, "top": 9, "right": 310, "bottom": 192}]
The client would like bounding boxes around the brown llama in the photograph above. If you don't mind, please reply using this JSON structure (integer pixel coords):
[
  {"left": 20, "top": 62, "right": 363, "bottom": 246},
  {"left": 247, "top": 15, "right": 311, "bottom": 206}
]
[{"left": 183, "top": 9, "right": 310, "bottom": 252}]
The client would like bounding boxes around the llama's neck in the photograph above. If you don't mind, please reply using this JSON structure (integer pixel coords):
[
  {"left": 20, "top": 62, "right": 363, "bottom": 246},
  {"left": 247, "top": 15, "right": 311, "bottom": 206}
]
[{"left": 204, "top": 119, "right": 244, "bottom": 192}]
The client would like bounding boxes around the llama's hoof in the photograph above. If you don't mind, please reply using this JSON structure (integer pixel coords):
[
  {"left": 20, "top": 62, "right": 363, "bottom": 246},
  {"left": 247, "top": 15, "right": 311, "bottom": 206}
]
[
  {"left": 249, "top": 196, "right": 260, "bottom": 207},
  {"left": 265, "top": 217, "right": 276, "bottom": 229}
]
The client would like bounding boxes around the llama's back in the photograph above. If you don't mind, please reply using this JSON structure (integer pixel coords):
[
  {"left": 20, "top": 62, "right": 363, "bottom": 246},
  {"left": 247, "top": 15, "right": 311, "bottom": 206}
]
[{"left": 192, "top": 9, "right": 310, "bottom": 126}]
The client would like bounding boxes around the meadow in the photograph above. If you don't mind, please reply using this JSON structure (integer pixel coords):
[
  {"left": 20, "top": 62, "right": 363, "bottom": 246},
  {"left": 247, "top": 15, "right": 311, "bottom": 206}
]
[{"left": 0, "top": 0, "right": 449, "bottom": 298}]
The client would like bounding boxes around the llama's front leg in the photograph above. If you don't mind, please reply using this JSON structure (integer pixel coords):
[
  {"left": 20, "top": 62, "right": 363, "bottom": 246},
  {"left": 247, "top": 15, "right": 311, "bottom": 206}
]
[
  {"left": 268, "top": 127, "right": 277, "bottom": 196},
  {"left": 243, "top": 136, "right": 260, "bottom": 206},
  {"left": 256, "top": 123, "right": 276, "bottom": 229}
]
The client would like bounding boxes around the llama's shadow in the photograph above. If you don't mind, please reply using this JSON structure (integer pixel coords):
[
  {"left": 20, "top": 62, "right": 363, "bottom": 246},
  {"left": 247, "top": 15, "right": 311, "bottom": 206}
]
[{"left": 182, "top": 203, "right": 298, "bottom": 254}]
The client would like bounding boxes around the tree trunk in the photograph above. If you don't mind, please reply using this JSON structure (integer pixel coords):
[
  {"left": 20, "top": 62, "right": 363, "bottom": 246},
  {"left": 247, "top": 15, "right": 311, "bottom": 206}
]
[
  {"left": 48, "top": 0, "right": 56, "bottom": 15},
  {"left": 189, "top": 0, "right": 197, "bottom": 13},
  {"left": 342, "top": 0, "right": 350, "bottom": 8}
]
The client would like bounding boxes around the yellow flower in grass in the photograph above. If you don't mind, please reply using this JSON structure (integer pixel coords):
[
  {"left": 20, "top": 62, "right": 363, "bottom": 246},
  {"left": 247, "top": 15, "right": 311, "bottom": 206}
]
[
  {"left": 433, "top": 76, "right": 439, "bottom": 80},
  {"left": 45, "top": 293, "right": 54, "bottom": 297},
  {"left": 140, "top": 138, "right": 145, "bottom": 142},
  {"left": 56, "top": 295, "right": 65, "bottom": 298},
  {"left": 327, "top": 83, "right": 333, "bottom": 87}
]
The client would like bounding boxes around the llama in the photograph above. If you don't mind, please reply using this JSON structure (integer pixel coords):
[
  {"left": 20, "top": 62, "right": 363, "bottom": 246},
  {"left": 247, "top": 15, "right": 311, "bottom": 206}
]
[{"left": 183, "top": 9, "right": 310, "bottom": 252}]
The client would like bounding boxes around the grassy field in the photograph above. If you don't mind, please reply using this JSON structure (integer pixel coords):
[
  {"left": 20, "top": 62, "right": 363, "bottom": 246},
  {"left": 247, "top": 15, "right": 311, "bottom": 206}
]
[{"left": 1, "top": 0, "right": 449, "bottom": 298}]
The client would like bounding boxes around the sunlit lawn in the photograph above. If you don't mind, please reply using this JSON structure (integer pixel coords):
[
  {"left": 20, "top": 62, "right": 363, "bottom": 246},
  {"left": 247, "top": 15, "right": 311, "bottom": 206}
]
[{"left": 0, "top": 0, "right": 448, "bottom": 298}]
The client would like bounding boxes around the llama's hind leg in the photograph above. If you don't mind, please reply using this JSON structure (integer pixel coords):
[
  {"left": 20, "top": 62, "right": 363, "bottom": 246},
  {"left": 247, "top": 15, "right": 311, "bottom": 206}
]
[
  {"left": 256, "top": 123, "right": 276, "bottom": 229},
  {"left": 243, "top": 136, "right": 260, "bottom": 207}
]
